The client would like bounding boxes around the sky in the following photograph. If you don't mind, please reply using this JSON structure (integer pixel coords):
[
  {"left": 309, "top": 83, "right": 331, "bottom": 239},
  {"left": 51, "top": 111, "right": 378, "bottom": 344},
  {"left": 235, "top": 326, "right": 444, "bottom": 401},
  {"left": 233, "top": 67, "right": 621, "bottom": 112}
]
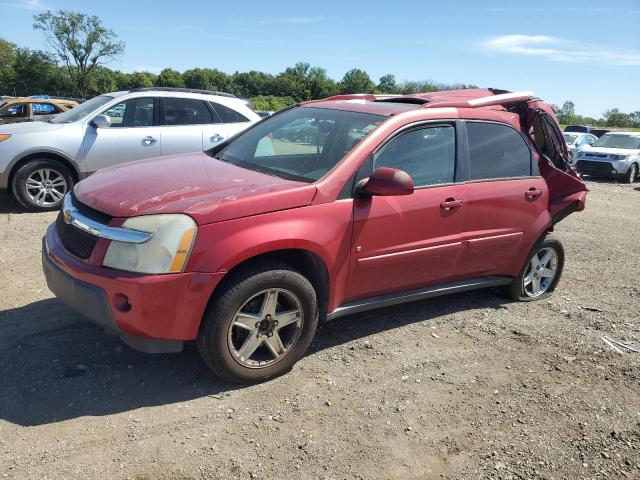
[{"left": 1, "top": 0, "right": 639, "bottom": 118}]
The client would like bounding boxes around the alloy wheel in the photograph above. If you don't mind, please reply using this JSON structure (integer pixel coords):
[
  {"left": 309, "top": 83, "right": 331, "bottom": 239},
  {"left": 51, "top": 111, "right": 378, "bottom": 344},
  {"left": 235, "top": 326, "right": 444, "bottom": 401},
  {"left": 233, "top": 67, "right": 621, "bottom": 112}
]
[
  {"left": 523, "top": 247, "right": 558, "bottom": 297},
  {"left": 227, "top": 288, "right": 304, "bottom": 368},
  {"left": 25, "top": 168, "right": 68, "bottom": 207}
]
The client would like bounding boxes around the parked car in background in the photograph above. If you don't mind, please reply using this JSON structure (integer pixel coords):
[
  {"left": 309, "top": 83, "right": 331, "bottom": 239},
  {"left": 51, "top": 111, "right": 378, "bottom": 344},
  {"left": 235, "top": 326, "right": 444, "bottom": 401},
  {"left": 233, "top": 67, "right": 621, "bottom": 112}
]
[
  {"left": 564, "top": 125, "right": 595, "bottom": 134},
  {"left": 575, "top": 132, "right": 640, "bottom": 183},
  {"left": 563, "top": 132, "right": 597, "bottom": 163},
  {"left": 0, "top": 97, "right": 78, "bottom": 124},
  {"left": 0, "top": 87, "right": 260, "bottom": 211},
  {"left": 42, "top": 88, "right": 587, "bottom": 382},
  {"left": 591, "top": 128, "right": 611, "bottom": 138}
]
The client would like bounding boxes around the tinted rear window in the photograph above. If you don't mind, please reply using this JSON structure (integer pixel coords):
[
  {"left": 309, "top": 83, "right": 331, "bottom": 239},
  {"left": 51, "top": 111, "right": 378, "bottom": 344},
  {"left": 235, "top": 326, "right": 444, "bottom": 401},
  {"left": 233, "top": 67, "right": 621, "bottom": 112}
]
[
  {"left": 467, "top": 122, "right": 531, "bottom": 180},
  {"left": 211, "top": 102, "right": 249, "bottom": 123}
]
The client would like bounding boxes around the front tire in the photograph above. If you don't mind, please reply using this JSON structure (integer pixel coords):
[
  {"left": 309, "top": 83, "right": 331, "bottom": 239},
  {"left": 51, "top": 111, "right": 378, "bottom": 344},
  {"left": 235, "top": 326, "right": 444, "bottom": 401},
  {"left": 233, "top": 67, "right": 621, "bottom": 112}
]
[
  {"left": 623, "top": 163, "right": 638, "bottom": 184},
  {"left": 505, "top": 234, "right": 565, "bottom": 302},
  {"left": 11, "top": 159, "right": 74, "bottom": 212},
  {"left": 197, "top": 261, "right": 318, "bottom": 383}
]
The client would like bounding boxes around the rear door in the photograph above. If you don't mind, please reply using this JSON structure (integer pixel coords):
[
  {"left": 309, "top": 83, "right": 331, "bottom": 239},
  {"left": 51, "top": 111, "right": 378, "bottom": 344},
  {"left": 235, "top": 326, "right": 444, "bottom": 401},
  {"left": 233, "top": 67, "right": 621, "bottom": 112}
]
[
  {"left": 159, "top": 97, "right": 226, "bottom": 156},
  {"left": 458, "top": 121, "right": 548, "bottom": 277},
  {"left": 207, "top": 101, "right": 252, "bottom": 146},
  {"left": 347, "top": 123, "right": 466, "bottom": 301},
  {"left": 83, "top": 97, "right": 161, "bottom": 172}
]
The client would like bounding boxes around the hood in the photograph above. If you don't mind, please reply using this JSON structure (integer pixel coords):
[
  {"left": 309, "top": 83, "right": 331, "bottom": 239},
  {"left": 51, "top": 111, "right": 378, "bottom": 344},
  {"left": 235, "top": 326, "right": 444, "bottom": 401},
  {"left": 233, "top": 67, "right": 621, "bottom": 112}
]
[
  {"left": 74, "top": 152, "right": 317, "bottom": 225},
  {"left": 0, "top": 120, "right": 65, "bottom": 134},
  {"left": 578, "top": 146, "right": 639, "bottom": 157}
]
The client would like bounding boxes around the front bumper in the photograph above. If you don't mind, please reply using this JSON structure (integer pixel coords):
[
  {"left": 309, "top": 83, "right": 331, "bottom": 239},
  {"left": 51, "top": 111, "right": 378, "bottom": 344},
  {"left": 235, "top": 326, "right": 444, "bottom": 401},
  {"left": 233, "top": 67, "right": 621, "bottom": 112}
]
[
  {"left": 575, "top": 160, "right": 628, "bottom": 179},
  {"left": 42, "top": 225, "right": 225, "bottom": 353}
]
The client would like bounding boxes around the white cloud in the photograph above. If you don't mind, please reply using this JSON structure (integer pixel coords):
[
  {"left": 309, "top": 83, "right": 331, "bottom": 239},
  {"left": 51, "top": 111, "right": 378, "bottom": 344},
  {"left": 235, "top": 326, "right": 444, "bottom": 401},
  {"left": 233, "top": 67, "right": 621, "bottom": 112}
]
[
  {"left": 482, "top": 35, "right": 640, "bottom": 66},
  {"left": 0, "top": 0, "right": 44, "bottom": 9}
]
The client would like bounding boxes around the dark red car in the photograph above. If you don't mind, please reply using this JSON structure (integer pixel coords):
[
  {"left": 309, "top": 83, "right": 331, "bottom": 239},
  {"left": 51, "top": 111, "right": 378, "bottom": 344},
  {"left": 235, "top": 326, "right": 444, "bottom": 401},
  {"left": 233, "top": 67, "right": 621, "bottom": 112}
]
[{"left": 42, "top": 89, "right": 587, "bottom": 382}]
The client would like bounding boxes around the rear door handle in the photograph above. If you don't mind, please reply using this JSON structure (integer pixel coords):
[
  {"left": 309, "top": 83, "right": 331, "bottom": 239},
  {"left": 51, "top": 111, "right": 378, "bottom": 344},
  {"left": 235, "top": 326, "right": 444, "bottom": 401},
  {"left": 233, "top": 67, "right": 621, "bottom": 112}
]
[
  {"left": 440, "top": 198, "right": 463, "bottom": 211},
  {"left": 142, "top": 136, "right": 157, "bottom": 145},
  {"left": 525, "top": 188, "right": 543, "bottom": 200}
]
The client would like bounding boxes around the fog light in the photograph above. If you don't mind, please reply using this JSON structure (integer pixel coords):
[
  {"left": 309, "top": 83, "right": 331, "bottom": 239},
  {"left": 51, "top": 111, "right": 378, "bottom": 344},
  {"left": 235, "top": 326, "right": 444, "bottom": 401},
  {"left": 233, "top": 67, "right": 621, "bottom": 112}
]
[
  {"left": 113, "top": 293, "right": 132, "bottom": 312},
  {"left": 611, "top": 169, "right": 617, "bottom": 174}
]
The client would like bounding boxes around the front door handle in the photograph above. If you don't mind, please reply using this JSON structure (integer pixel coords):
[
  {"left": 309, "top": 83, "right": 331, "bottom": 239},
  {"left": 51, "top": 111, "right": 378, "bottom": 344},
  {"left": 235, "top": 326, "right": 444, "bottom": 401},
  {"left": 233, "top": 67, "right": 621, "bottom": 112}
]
[
  {"left": 210, "top": 134, "right": 224, "bottom": 143},
  {"left": 142, "top": 136, "right": 157, "bottom": 146},
  {"left": 525, "top": 188, "right": 543, "bottom": 200},
  {"left": 440, "top": 198, "right": 463, "bottom": 211}
]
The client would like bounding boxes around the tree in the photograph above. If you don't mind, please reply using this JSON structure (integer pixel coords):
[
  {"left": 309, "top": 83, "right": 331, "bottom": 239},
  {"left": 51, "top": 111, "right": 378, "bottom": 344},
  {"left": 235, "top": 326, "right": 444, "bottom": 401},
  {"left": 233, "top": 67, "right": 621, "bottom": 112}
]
[
  {"left": 603, "top": 108, "right": 631, "bottom": 128},
  {"left": 557, "top": 101, "right": 577, "bottom": 125},
  {"left": 339, "top": 68, "right": 374, "bottom": 94},
  {"left": 0, "top": 38, "right": 16, "bottom": 94},
  {"left": 232, "top": 70, "right": 275, "bottom": 97},
  {"left": 307, "top": 67, "right": 337, "bottom": 99},
  {"left": 156, "top": 68, "right": 184, "bottom": 88},
  {"left": 183, "top": 68, "right": 231, "bottom": 92},
  {"left": 33, "top": 10, "right": 125, "bottom": 97},
  {"left": 249, "top": 95, "right": 295, "bottom": 112},
  {"left": 377, "top": 74, "right": 397, "bottom": 93}
]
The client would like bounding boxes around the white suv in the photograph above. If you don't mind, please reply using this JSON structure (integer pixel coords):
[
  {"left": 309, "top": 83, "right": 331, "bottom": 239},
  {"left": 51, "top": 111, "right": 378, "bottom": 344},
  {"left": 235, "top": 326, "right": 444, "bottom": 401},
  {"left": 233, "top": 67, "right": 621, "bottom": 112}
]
[{"left": 0, "top": 88, "right": 260, "bottom": 211}]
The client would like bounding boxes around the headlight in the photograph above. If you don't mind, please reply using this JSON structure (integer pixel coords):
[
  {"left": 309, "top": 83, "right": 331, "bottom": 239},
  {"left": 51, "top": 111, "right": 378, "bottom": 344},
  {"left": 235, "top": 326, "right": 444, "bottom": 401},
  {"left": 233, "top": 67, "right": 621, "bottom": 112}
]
[
  {"left": 611, "top": 154, "right": 629, "bottom": 160},
  {"left": 0, "top": 134, "right": 11, "bottom": 143},
  {"left": 103, "top": 214, "right": 197, "bottom": 274}
]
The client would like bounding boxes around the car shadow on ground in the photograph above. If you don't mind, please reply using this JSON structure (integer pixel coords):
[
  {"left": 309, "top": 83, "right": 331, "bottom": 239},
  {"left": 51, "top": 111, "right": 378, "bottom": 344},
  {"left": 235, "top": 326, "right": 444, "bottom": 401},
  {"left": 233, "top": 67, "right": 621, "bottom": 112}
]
[
  {"left": 0, "top": 291, "right": 508, "bottom": 427},
  {"left": 0, "top": 191, "right": 28, "bottom": 214}
]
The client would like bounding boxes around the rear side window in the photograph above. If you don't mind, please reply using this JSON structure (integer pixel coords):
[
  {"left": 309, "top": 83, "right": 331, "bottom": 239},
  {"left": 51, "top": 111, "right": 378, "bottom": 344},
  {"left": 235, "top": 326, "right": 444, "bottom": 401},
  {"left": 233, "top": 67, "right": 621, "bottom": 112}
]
[
  {"left": 467, "top": 122, "right": 531, "bottom": 180},
  {"left": 162, "top": 97, "right": 213, "bottom": 125},
  {"left": 211, "top": 102, "right": 249, "bottom": 123},
  {"left": 32, "top": 103, "right": 60, "bottom": 115},
  {"left": 375, "top": 125, "right": 455, "bottom": 187}
]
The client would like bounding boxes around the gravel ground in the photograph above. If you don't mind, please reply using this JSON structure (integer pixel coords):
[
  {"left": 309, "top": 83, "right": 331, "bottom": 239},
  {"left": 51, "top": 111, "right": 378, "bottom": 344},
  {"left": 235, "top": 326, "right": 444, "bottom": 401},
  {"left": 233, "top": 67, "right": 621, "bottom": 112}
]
[{"left": 0, "top": 180, "right": 639, "bottom": 480}]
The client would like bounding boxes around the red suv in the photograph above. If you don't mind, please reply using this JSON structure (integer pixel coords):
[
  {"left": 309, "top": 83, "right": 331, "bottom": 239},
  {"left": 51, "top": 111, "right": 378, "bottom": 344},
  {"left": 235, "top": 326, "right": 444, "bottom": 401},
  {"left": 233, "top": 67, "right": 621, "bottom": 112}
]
[{"left": 42, "top": 89, "right": 587, "bottom": 383}]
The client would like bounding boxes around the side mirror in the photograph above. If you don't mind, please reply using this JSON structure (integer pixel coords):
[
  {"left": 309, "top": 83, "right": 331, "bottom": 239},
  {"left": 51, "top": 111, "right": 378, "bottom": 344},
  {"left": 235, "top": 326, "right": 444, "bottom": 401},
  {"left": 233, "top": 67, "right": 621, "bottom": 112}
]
[
  {"left": 356, "top": 167, "right": 414, "bottom": 197},
  {"left": 91, "top": 114, "right": 111, "bottom": 128}
]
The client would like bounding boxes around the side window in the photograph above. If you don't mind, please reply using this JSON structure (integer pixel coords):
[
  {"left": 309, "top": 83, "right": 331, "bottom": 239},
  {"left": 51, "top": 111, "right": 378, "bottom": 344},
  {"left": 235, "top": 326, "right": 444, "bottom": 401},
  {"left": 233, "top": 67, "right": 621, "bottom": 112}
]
[
  {"left": 162, "top": 97, "right": 213, "bottom": 125},
  {"left": 467, "top": 122, "right": 531, "bottom": 180},
  {"left": 374, "top": 125, "right": 456, "bottom": 187},
  {"left": 32, "top": 103, "right": 60, "bottom": 115},
  {"left": 211, "top": 102, "right": 249, "bottom": 123},
  {"left": 102, "top": 97, "right": 154, "bottom": 127},
  {"left": 0, "top": 103, "right": 27, "bottom": 117}
]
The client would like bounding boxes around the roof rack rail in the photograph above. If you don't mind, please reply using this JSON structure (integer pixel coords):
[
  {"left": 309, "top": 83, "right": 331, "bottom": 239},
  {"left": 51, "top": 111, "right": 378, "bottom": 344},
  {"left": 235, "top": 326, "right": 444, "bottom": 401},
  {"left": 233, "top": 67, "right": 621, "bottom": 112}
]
[
  {"left": 423, "top": 91, "right": 535, "bottom": 109},
  {"left": 128, "top": 87, "right": 236, "bottom": 98}
]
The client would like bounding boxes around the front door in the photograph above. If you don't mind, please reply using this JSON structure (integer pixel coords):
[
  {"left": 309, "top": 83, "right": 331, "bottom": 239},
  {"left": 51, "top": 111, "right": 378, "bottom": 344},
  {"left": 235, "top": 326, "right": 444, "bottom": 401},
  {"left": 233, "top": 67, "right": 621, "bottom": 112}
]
[
  {"left": 347, "top": 124, "right": 466, "bottom": 302},
  {"left": 83, "top": 97, "right": 161, "bottom": 172}
]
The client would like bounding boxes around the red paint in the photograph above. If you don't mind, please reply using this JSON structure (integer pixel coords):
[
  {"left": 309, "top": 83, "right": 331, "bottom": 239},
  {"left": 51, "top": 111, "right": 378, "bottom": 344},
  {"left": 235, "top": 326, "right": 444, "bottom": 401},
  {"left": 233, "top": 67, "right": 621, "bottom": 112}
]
[{"left": 48, "top": 89, "right": 587, "bottom": 343}]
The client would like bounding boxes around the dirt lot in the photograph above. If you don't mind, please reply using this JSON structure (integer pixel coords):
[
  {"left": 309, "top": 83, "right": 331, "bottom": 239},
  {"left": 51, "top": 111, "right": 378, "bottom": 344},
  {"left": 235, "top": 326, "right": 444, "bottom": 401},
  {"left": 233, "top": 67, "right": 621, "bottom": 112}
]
[{"left": 0, "top": 181, "right": 639, "bottom": 480}]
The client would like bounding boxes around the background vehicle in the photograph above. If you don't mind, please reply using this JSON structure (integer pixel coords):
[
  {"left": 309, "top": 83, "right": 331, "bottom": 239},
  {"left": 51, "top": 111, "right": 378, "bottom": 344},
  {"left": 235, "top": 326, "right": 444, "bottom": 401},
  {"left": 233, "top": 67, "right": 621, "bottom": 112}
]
[
  {"left": 575, "top": 132, "right": 640, "bottom": 183},
  {"left": 0, "top": 97, "right": 78, "bottom": 124},
  {"left": 563, "top": 132, "right": 597, "bottom": 163},
  {"left": 564, "top": 125, "right": 595, "bottom": 134},
  {"left": 0, "top": 87, "right": 260, "bottom": 211},
  {"left": 43, "top": 89, "right": 587, "bottom": 383},
  {"left": 591, "top": 128, "right": 611, "bottom": 138}
]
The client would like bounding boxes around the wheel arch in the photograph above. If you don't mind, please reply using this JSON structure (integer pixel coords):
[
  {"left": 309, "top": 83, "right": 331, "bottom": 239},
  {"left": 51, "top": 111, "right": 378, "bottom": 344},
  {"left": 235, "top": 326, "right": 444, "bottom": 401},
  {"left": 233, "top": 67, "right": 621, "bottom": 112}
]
[
  {"left": 8, "top": 151, "right": 80, "bottom": 193},
  {"left": 211, "top": 248, "right": 331, "bottom": 318}
]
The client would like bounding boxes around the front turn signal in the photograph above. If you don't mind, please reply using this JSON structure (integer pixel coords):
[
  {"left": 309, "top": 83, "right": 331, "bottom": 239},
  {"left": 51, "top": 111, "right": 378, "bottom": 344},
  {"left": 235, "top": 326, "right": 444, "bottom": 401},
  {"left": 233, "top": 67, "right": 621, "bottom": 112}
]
[{"left": 0, "top": 134, "right": 11, "bottom": 143}]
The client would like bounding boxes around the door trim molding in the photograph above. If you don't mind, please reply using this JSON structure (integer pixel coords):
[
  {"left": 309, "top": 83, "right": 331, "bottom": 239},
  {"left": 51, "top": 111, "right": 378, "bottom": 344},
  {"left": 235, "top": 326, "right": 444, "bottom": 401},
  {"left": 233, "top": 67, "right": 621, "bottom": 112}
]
[{"left": 326, "top": 275, "right": 512, "bottom": 321}]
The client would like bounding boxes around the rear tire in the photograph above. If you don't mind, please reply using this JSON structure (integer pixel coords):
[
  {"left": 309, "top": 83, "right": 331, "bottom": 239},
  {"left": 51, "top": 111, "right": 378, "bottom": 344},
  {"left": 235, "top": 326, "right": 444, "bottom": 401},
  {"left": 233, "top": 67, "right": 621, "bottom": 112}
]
[
  {"left": 505, "top": 234, "right": 565, "bottom": 302},
  {"left": 197, "top": 261, "right": 318, "bottom": 383},
  {"left": 12, "top": 159, "right": 74, "bottom": 212},
  {"left": 623, "top": 163, "right": 637, "bottom": 184}
]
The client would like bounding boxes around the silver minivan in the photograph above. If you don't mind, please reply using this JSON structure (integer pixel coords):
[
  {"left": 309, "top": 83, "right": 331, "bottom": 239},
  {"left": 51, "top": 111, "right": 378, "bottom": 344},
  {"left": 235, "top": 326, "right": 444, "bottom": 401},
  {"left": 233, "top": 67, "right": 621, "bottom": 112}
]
[{"left": 0, "top": 88, "right": 260, "bottom": 211}]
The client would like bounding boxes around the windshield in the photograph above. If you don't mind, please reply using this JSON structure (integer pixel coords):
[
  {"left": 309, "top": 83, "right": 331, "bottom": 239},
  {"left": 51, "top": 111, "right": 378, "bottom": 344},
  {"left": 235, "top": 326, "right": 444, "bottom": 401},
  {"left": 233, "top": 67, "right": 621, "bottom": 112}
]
[
  {"left": 211, "top": 106, "right": 384, "bottom": 182},
  {"left": 563, "top": 133, "right": 578, "bottom": 144},
  {"left": 593, "top": 134, "right": 640, "bottom": 150},
  {"left": 50, "top": 95, "right": 113, "bottom": 124}
]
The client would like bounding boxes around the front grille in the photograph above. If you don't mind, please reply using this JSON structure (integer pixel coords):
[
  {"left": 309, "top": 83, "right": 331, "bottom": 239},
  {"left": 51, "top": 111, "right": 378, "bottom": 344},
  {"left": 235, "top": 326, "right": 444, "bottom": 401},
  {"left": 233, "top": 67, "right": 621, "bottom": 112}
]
[
  {"left": 583, "top": 153, "right": 609, "bottom": 159},
  {"left": 55, "top": 193, "right": 113, "bottom": 259},
  {"left": 576, "top": 160, "right": 614, "bottom": 175}
]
